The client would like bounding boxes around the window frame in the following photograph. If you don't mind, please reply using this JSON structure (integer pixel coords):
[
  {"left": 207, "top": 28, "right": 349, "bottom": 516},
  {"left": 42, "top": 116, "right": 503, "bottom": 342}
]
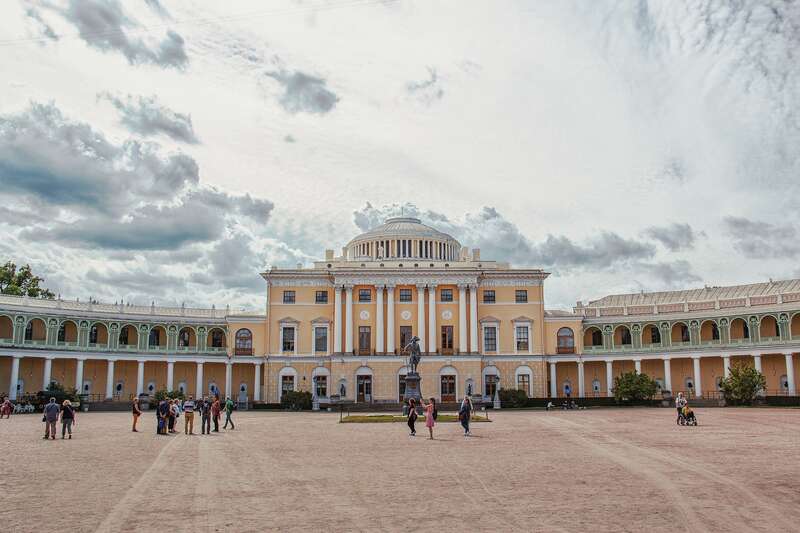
[
  {"left": 440, "top": 288, "right": 453, "bottom": 302},
  {"left": 515, "top": 324, "right": 530, "bottom": 353},
  {"left": 398, "top": 288, "right": 412, "bottom": 302},
  {"left": 482, "top": 290, "right": 496, "bottom": 304},
  {"left": 282, "top": 290, "right": 296, "bottom": 304},
  {"left": 315, "top": 290, "right": 329, "bottom": 304},
  {"left": 281, "top": 326, "right": 296, "bottom": 353},
  {"left": 358, "top": 288, "right": 372, "bottom": 303},
  {"left": 235, "top": 328, "right": 253, "bottom": 356},
  {"left": 483, "top": 325, "right": 498, "bottom": 352},
  {"left": 557, "top": 327, "right": 575, "bottom": 354},
  {"left": 313, "top": 326, "right": 328, "bottom": 354},
  {"left": 515, "top": 290, "right": 528, "bottom": 303}
]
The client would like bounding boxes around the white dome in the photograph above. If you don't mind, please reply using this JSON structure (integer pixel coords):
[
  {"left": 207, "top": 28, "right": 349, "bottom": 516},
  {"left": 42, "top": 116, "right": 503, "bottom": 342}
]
[
  {"left": 346, "top": 217, "right": 462, "bottom": 261},
  {"left": 350, "top": 217, "right": 455, "bottom": 243}
]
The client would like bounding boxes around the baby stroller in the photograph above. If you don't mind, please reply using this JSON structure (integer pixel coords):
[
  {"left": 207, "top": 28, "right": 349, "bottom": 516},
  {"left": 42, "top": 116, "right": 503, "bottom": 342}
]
[{"left": 679, "top": 407, "right": 698, "bottom": 426}]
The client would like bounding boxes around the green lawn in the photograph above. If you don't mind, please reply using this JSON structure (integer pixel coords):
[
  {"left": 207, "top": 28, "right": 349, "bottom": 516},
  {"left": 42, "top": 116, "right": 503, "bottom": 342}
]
[{"left": 341, "top": 414, "right": 489, "bottom": 423}]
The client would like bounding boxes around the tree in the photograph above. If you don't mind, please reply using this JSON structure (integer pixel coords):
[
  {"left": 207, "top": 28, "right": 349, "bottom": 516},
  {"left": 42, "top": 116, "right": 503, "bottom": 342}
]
[
  {"left": 720, "top": 363, "right": 766, "bottom": 405},
  {"left": 0, "top": 262, "right": 55, "bottom": 298},
  {"left": 613, "top": 371, "right": 659, "bottom": 403}
]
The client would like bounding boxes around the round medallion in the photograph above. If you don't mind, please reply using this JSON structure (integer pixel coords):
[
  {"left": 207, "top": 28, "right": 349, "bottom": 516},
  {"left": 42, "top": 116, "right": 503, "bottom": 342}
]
[
  {"left": 359, "top": 310, "right": 370, "bottom": 320},
  {"left": 441, "top": 310, "right": 453, "bottom": 320},
  {"left": 401, "top": 310, "right": 412, "bottom": 320}
]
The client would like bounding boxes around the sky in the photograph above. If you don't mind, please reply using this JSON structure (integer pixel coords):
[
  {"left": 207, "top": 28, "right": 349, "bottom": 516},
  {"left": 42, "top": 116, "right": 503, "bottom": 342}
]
[{"left": 0, "top": 0, "right": 798, "bottom": 311}]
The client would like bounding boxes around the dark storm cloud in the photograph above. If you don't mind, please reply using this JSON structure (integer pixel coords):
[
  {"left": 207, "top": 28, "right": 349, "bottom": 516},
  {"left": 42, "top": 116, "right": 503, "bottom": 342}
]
[
  {"left": 40, "top": 0, "right": 188, "bottom": 68},
  {"left": 266, "top": 70, "right": 339, "bottom": 114},
  {"left": 0, "top": 102, "right": 198, "bottom": 213},
  {"left": 99, "top": 92, "right": 199, "bottom": 143},
  {"left": 723, "top": 216, "right": 800, "bottom": 259},
  {"left": 643, "top": 223, "right": 702, "bottom": 251}
]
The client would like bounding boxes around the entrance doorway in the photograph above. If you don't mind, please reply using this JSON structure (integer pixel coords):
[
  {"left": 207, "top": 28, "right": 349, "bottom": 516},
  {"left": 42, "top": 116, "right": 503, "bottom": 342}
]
[
  {"left": 357, "top": 375, "right": 372, "bottom": 402},
  {"left": 440, "top": 326, "right": 454, "bottom": 355},
  {"left": 358, "top": 326, "right": 371, "bottom": 355},
  {"left": 440, "top": 375, "right": 456, "bottom": 402}
]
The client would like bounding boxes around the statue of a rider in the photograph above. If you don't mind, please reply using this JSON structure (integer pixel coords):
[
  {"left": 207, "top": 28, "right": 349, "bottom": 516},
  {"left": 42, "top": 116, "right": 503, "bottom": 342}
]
[{"left": 403, "top": 336, "right": 422, "bottom": 374}]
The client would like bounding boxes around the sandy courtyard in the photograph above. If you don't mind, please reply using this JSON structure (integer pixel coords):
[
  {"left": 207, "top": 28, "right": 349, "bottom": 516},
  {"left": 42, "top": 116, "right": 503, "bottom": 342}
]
[{"left": 1, "top": 407, "right": 798, "bottom": 532}]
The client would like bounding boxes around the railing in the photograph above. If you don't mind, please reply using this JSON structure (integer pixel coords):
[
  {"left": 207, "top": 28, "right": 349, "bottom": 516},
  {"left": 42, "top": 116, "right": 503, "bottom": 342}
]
[
  {"left": 87, "top": 342, "right": 109, "bottom": 349},
  {"left": 56, "top": 341, "right": 79, "bottom": 349},
  {"left": 760, "top": 336, "right": 782, "bottom": 343},
  {"left": 23, "top": 339, "right": 47, "bottom": 346},
  {"left": 642, "top": 342, "right": 662, "bottom": 349},
  {"left": 556, "top": 346, "right": 576, "bottom": 354},
  {"left": 177, "top": 346, "right": 198, "bottom": 352},
  {"left": 700, "top": 340, "right": 721, "bottom": 346},
  {"left": 728, "top": 338, "right": 751, "bottom": 345},
  {"left": 0, "top": 338, "right": 14, "bottom": 346},
  {"left": 148, "top": 346, "right": 169, "bottom": 353},
  {"left": 206, "top": 347, "right": 227, "bottom": 354},
  {"left": 118, "top": 344, "right": 139, "bottom": 351}
]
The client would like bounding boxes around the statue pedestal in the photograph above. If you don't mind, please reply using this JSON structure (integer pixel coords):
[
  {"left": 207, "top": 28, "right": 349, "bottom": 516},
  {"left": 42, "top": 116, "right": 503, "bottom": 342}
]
[{"left": 404, "top": 372, "right": 422, "bottom": 404}]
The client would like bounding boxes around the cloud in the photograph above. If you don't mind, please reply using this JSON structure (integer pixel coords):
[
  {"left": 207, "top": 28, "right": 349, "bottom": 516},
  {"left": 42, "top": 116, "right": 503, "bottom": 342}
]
[
  {"left": 633, "top": 260, "right": 701, "bottom": 288},
  {"left": 406, "top": 67, "right": 444, "bottom": 104},
  {"left": 99, "top": 92, "right": 199, "bottom": 143},
  {"left": 39, "top": 0, "right": 188, "bottom": 69},
  {"left": 643, "top": 223, "right": 702, "bottom": 251},
  {"left": 25, "top": 7, "right": 58, "bottom": 41},
  {"left": 723, "top": 216, "right": 800, "bottom": 259},
  {"left": 284, "top": 134, "right": 296, "bottom": 143},
  {"left": 265, "top": 70, "right": 339, "bottom": 114},
  {"left": 144, "top": 0, "right": 171, "bottom": 19},
  {"left": 0, "top": 101, "right": 198, "bottom": 213}
]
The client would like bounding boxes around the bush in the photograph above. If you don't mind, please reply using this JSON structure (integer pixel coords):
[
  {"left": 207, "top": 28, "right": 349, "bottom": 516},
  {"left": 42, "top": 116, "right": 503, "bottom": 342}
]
[
  {"left": 720, "top": 364, "right": 766, "bottom": 405},
  {"left": 613, "top": 371, "right": 658, "bottom": 403},
  {"left": 281, "top": 390, "right": 312, "bottom": 411},
  {"left": 498, "top": 388, "right": 528, "bottom": 408},
  {"left": 153, "top": 389, "right": 185, "bottom": 402}
]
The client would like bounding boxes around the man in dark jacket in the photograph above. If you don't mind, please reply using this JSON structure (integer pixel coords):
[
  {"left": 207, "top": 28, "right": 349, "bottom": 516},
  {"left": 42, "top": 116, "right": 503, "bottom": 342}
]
[
  {"left": 43, "top": 397, "right": 60, "bottom": 440},
  {"left": 156, "top": 399, "right": 169, "bottom": 435},
  {"left": 199, "top": 397, "right": 211, "bottom": 435}
]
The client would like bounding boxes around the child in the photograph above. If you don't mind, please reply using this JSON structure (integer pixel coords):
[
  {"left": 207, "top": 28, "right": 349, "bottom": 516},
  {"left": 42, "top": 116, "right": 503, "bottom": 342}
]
[
  {"left": 407, "top": 398, "right": 417, "bottom": 437},
  {"left": 419, "top": 397, "right": 437, "bottom": 440}
]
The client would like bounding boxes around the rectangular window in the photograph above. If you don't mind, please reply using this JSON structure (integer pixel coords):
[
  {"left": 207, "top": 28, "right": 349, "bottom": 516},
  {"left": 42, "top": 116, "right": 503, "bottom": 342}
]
[
  {"left": 399, "top": 288, "right": 412, "bottom": 302},
  {"left": 400, "top": 326, "right": 413, "bottom": 348},
  {"left": 314, "top": 327, "right": 327, "bottom": 353},
  {"left": 485, "top": 374, "right": 498, "bottom": 397},
  {"left": 483, "top": 290, "right": 496, "bottom": 303},
  {"left": 515, "top": 326, "right": 529, "bottom": 351},
  {"left": 283, "top": 290, "right": 295, "bottom": 304},
  {"left": 314, "top": 376, "right": 327, "bottom": 398},
  {"left": 441, "top": 325, "right": 454, "bottom": 353},
  {"left": 358, "top": 326, "right": 371, "bottom": 354},
  {"left": 358, "top": 288, "right": 371, "bottom": 302},
  {"left": 681, "top": 325, "right": 690, "bottom": 343},
  {"left": 282, "top": 327, "right": 295, "bottom": 352},
  {"left": 517, "top": 374, "right": 530, "bottom": 395},
  {"left": 484, "top": 326, "right": 497, "bottom": 352},
  {"left": 281, "top": 375, "right": 294, "bottom": 395},
  {"left": 315, "top": 290, "right": 328, "bottom": 304},
  {"left": 515, "top": 290, "right": 528, "bottom": 303},
  {"left": 440, "top": 288, "right": 453, "bottom": 302}
]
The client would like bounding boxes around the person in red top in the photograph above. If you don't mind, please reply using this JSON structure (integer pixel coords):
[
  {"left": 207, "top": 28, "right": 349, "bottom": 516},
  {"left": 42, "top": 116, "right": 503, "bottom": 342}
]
[{"left": 211, "top": 396, "right": 221, "bottom": 432}]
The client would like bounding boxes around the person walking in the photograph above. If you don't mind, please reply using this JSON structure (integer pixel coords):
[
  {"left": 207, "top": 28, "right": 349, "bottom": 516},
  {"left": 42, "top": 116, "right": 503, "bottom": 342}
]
[
  {"left": 156, "top": 398, "right": 169, "bottom": 435},
  {"left": 60, "top": 399, "right": 76, "bottom": 439},
  {"left": 132, "top": 397, "right": 141, "bottom": 432},
  {"left": 675, "top": 392, "right": 687, "bottom": 425},
  {"left": 183, "top": 396, "right": 195, "bottom": 435},
  {"left": 211, "top": 396, "right": 221, "bottom": 432},
  {"left": 223, "top": 397, "right": 235, "bottom": 430},
  {"left": 167, "top": 399, "right": 177, "bottom": 433},
  {"left": 419, "top": 397, "right": 437, "bottom": 440},
  {"left": 200, "top": 397, "right": 211, "bottom": 435},
  {"left": 458, "top": 395, "right": 473, "bottom": 437},
  {"left": 42, "top": 397, "right": 59, "bottom": 440},
  {"left": 406, "top": 398, "right": 418, "bottom": 436}
]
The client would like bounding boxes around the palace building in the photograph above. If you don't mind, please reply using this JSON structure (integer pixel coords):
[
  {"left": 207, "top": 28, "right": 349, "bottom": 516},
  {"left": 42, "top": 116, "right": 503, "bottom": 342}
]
[{"left": 1, "top": 216, "right": 798, "bottom": 404}]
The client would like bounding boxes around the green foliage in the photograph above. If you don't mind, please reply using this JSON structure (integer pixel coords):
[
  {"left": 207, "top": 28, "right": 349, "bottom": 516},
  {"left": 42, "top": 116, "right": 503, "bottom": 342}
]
[
  {"left": 498, "top": 388, "right": 528, "bottom": 408},
  {"left": 36, "top": 382, "right": 79, "bottom": 408},
  {"left": 281, "top": 390, "right": 313, "bottom": 411},
  {"left": 0, "top": 262, "right": 55, "bottom": 298},
  {"left": 720, "top": 364, "right": 766, "bottom": 405},
  {"left": 154, "top": 389, "right": 185, "bottom": 402},
  {"left": 613, "top": 371, "right": 659, "bottom": 403}
]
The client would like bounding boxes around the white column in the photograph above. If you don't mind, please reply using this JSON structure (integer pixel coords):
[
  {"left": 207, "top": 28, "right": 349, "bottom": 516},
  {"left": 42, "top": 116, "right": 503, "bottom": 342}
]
[
  {"left": 416, "top": 284, "right": 426, "bottom": 352},
  {"left": 428, "top": 284, "right": 437, "bottom": 354},
  {"left": 43, "top": 357, "right": 53, "bottom": 391},
  {"left": 75, "top": 358, "right": 84, "bottom": 395},
  {"left": 136, "top": 360, "right": 145, "bottom": 396},
  {"left": 345, "top": 286, "right": 353, "bottom": 354},
  {"left": 785, "top": 353, "right": 796, "bottom": 395},
  {"left": 105, "top": 359, "right": 115, "bottom": 399},
  {"left": 663, "top": 357, "right": 672, "bottom": 392},
  {"left": 692, "top": 356, "right": 703, "bottom": 397},
  {"left": 458, "top": 285, "right": 467, "bottom": 354},
  {"left": 195, "top": 362, "right": 204, "bottom": 398},
  {"left": 722, "top": 356, "right": 731, "bottom": 379},
  {"left": 386, "top": 286, "right": 395, "bottom": 355},
  {"left": 9, "top": 356, "right": 21, "bottom": 400},
  {"left": 634, "top": 359, "right": 642, "bottom": 374},
  {"left": 333, "top": 286, "right": 342, "bottom": 354},
  {"left": 225, "top": 361, "right": 233, "bottom": 399},
  {"left": 549, "top": 362, "right": 557, "bottom": 397},
  {"left": 253, "top": 363, "right": 262, "bottom": 401},
  {"left": 469, "top": 285, "right": 478, "bottom": 353},
  {"left": 166, "top": 360, "right": 175, "bottom": 391},
  {"left": 376, "top": 285, "right": 384, "bottom": 354},
  {"left": 606, "top": 360, "right": 614, "bottom": 397},
  {"left": 753, "top": 354, "right": 763, "bottom": 396},
  {"left": 577, "top": 361, "right": 585, "bottom": 398}
]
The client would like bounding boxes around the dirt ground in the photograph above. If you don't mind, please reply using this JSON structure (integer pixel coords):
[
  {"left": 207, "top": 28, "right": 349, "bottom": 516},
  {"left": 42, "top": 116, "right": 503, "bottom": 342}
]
[{"left": 1, "top": 407, "right": 798, "bottom": 532}]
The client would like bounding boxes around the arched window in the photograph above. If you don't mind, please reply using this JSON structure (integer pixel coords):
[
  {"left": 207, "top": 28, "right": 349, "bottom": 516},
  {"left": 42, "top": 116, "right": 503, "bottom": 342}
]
[
  {"left": 235, "top": 328, "right": 253, "bottom": 355},
  {"left": 557, "top": 327, "right": 575, "bottom": 354},
  {"left": 211, "top": 329, "right": 225, "bottom": 348}
]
